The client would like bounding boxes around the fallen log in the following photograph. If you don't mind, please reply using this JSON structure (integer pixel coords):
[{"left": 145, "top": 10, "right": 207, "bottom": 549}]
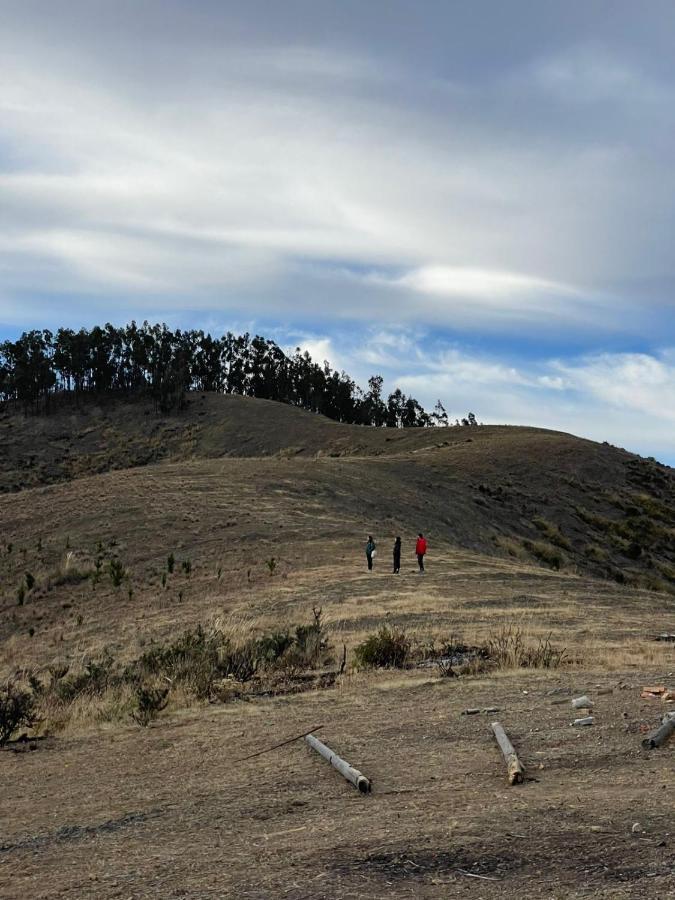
[
  {"left": 641, "top": 714, "right": 675, "bottom": 750},
  {"left": 490, "top": 722, "right": 524, "bottom": 785},
  {"left": 305, "top": 733, "right": 371, "bottom": 793}
]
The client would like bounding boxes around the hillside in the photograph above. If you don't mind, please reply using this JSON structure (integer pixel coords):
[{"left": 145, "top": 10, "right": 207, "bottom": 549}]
[
  {"left": 1, "top": 396, "right": 674, "bottom": 899},
  {"left": 1, "top": 394, "right": 673, "bottom": 592}
]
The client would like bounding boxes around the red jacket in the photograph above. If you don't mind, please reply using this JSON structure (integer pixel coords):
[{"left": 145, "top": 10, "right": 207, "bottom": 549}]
[{"left": 416, "top": 537, "right": 427, "bottom": 555}]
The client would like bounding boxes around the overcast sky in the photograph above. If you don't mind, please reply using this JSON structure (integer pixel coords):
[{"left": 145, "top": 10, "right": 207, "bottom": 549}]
[{"left": 1, "top": 1, "right": 674, "bottom": 462}]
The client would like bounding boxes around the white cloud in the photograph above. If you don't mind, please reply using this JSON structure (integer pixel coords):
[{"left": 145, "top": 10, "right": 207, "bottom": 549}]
[{"left": 1, "top": 20, "right": 675, "bottom": 336}]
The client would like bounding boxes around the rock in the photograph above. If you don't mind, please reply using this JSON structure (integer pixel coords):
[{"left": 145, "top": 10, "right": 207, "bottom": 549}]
[{"left": 572, "top": 695, "right": 593, "bottom": 709}]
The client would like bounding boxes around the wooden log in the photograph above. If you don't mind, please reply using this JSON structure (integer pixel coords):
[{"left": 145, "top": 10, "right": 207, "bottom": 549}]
[
  {"left": 490, "top": 722, "right": 525, "bottom": 785},
  {"left": 305, "top": 733, "right": 371, "bottom": 793},
  {"left": 641, "top": 715, "right": 675, "bottom": 750}
]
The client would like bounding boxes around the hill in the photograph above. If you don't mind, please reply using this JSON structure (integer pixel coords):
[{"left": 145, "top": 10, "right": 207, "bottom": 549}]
[
  {"left": 1, "top": 393, "right": 673, "bottom": 591},
  {"left": 1, "top": 395, "right": 674, "bottom": 898}
]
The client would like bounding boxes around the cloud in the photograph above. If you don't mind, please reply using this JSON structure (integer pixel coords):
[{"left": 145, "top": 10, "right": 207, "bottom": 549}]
[
  {"left": 1, "top": 3, "right": 675, "bottom": 462},
  {"left": 307, "top": 329, "right": 675, "bottom": 462},
  {"left": 1, "top": 10, "right": 675, "bottom": 341}
]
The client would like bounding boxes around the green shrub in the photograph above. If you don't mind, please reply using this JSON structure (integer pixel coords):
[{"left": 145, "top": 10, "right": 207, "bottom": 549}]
[
  {"left": 167, "top": 553, "right": 175, "bottom": 574},
  {"left": 354, "top": 626, "right": 410, "bottom": 669},
  {"left": 55, "top": 650, "right": 116, "bottom": 702},
  {"left": 0, "top": 681, "right": 38, "bottom": 745},
  {"left": 256, "top": 631, "right": 294, "bottom": 665},
  {"left": 24, "top": 572, "right": 35, "bottom": 590},
  {"left": 131, "top": 685, "right": 169, "bottom": 727},
  {"left": 109, "top": 558, "right": 125, "bottom": 587}
]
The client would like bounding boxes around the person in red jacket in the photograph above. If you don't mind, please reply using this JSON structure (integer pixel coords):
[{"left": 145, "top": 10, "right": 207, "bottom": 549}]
[{"left": 415, "top": 533, "right": 427, "bottom": 573}]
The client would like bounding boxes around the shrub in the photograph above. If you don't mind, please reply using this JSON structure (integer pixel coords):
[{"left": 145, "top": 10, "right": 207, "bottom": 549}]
[
  {"left": 266, "top": 557, "right": 277, "bottom": 576},
  {"left": 54, "top": 650, "right": 116, "bottom": 702},
  {"left": 584, "top": 544, "right": 608, "bottom": 563},
  {"left": 17, "top": 583, "right": 25, "bottom": 606},
  {"left": 24, "top": 572, "right": 35, "bottom": 590},
  {"left": 109, "top": 558, "right": 125, "bottom": 587},
  {"left": 167, "top": 553, "right": 175, "bottom": 574},
  {"left": 354, "top": 626, "right": 410, "bottom": 669},
  {"left": 532, "top": 517, "right": 572, "bottom": 551},
  {"left": 494, "top": 535, "right": 526, "bottom": 559},
  {"left": 0, "top": 680, "right": 38, "bottom": 745},
  {"left": 256, "top": 631, "right": 294, "bottom": 665},
  {"left": 131, "top": 685, "right": 169, "bottom": 727},
  {"left": 522, "top": 539, "right": 566, "bottom": 570},
  {"left": 181, "top": 559, "right": 192, "bottom": 576},
  {"left": 291, "top": 607, "right": 326, "bottom": 668},
  {"left": 484, "top": 626, "right": 566, "bottom": 669}
]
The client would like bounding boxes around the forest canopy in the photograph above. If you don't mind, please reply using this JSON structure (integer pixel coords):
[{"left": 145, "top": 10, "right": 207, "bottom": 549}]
[{"left": 0, "top": 323, "right": 474, "bottom": 427}]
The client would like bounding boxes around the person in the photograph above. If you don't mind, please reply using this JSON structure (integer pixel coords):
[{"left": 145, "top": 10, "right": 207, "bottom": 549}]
[
  {"left": 365, "top": 535, "right": 376, "bottom": 571},
  {"left": 393, "top": 536, "right": 401, "bottom": 574},
  {"left": 415, "top": 533, "right": 427, "bottom": 574}
]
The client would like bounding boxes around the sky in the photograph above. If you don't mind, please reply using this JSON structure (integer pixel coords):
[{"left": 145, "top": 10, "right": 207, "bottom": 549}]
[{"left": 1, "top": 1, "right": 674, "bottom": 463}]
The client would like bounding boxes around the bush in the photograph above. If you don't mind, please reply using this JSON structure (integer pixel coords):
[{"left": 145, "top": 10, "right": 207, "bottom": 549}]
[
  {"left": 291, "top": 607, "right": 327, "bottom": 668},
  {"left": 532, "top": 517, "right": 572, "bottom": 551},
  {"left": 484, "top": 627, "right": 566, "bottom": 670},
  {"left": 131, "top": 685, "right": 169, "bottom": 727},
  {"left": 494, "top": 535, "right": 526, "bottom": 559},
  {"left": 0, "top": 680, "right": 38, "bottom": 745},
  {"left": 522, "top": 539, "right": 566, "bottom": 570},
  {"left": 109, "top": 558, "right": 126, "bottom": 587},
  {"left": 54, "top": 650, "right": 116, "bottom": 702},
  {"left": 354, "top": 626, "right": 410, "bottom": 669}
]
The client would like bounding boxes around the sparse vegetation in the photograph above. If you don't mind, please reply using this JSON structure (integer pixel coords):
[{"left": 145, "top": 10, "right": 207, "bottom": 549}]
[
  {"left": 0, "top": 680, "right": 38, "bottom": 745},
  {"left": 109, "top": 557, "right": 126, "bottom": 587},
  {"left": 266, "top": 556, "right": 277, "bottom": 576},
  {"left": 522, "top": 539, "right": 566, "bottom": 570},
  {"left": 494, "top": 535, "right": 527, "bottom": 559},
  {"left": 532, "top": 517, "right": 572, "bottom": 550},
  {"left": 354, "top": 626, "right": 410, "bottom": 669},
  {"left": 131, "top": 685, "right": 169, "bottom": 727},
  {"left": 484, "top": 626, "right": 567, "bottom": 670}
]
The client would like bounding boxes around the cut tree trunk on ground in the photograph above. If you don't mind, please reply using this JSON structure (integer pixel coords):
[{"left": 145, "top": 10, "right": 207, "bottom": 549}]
[
  {"left": 641, "top": 715, "right": 675, "bottom": 750},
  {"left": 305, "top": 733, "right": 371, "bottom": 793},
  {"left": 491, "top": 722, "right": 525, "bottom": 785}
]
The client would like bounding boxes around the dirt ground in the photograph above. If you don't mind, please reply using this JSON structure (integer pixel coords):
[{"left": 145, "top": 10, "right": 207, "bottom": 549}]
[{"left": 1, "top": 662, "right": 674, "bottom": 899}]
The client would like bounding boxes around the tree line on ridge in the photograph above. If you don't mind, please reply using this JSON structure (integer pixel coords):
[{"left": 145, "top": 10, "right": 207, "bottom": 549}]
[{"left": 0, "top": 322, "right": 478, "bottom": 427}]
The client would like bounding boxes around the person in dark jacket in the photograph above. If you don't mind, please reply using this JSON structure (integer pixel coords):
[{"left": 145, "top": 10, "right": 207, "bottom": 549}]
[
  {"left": 415, "top": 533, "right": 427, "bottom": 573},
  {"left": 393, "top": 536, "right": 401, "bottom": 574},
  {"left": 365, "top": 535, "right": 376, "bottom": 571}
]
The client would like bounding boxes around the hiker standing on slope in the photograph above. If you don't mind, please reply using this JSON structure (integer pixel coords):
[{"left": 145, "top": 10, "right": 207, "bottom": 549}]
[
  {"left": 365, "top": 535, "right": 376, "bottom": 571},
  {"left": 416, "top": 533, "right": 427, "bottom": 574},
  {"left": 393, "top": 536, "right": 401, "bottom": 574}
]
